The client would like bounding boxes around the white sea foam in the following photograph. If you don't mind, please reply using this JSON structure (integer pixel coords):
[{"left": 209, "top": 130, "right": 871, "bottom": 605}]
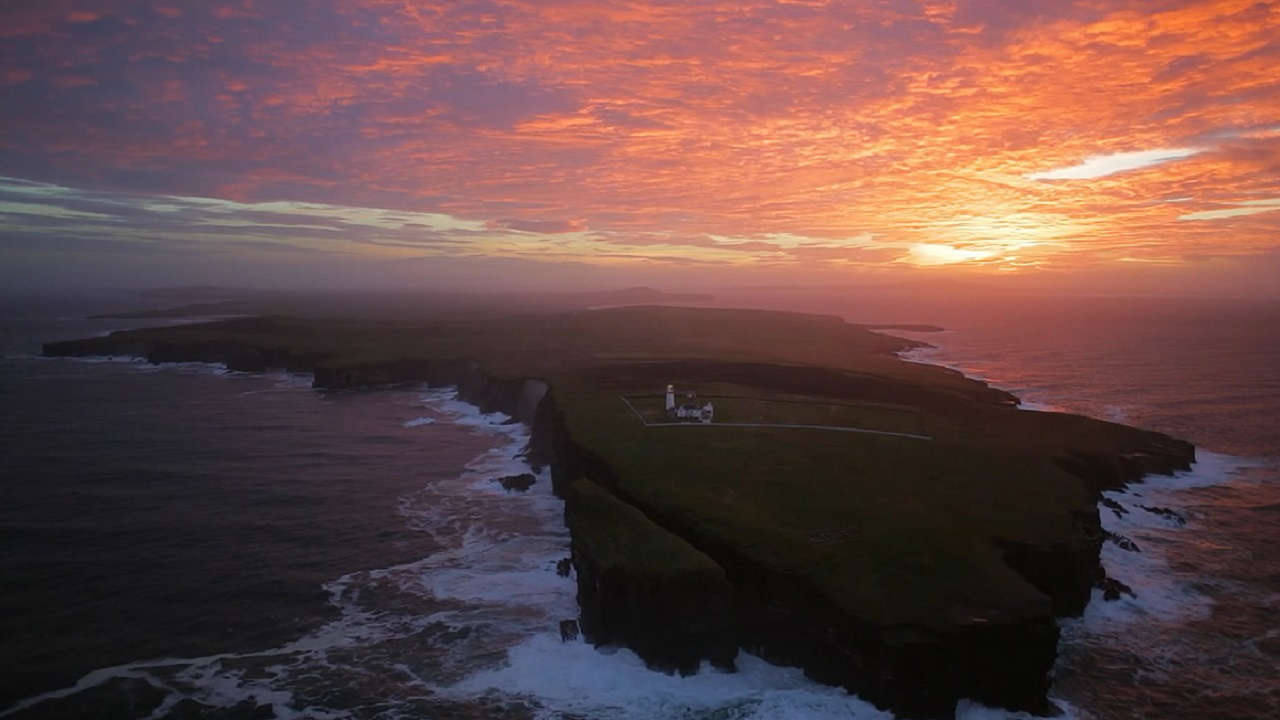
[
  {"left": 399, "top": 390, "right": 574, "bottom": 613},
  {"left": 403, "top": 416, "right": 436, "bottom": 427},
  {"left": 149, "top": 361, "right": 243, "bottom": 376},
  {"left": 46, "top": 353, "right": 149, "bottom": 364},
  {"left": 239, "top": 373, "right": 315, "bottom": 395},
  {"left": 1073, "top": 450, "right": 1256, "bottom": 630},
  {"left": 449, "top": 635, "right": 892, "bottom": 720},
  {"left": 449, "top": 634, "right": 1089, "bottom": 720}
]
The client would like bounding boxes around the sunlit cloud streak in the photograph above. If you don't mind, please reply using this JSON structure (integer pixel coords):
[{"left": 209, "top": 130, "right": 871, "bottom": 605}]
[
  {"left": 1025, "top": 149, "right": 1204, "bottom": 180},
  {"left": 0, "top": 0, "right": 1277, "bottom": 290},
  {"left": 1179, "top": 198, "right": 1280, "bottom": 220}
]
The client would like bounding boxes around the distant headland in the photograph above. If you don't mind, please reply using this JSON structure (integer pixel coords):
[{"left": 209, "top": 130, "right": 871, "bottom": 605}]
[
  {"left": 43, "top": 297, "right": 1194, "bottom": 719},
  {"left": 87, "top": 285, "right": 714, "bottom": 321}
]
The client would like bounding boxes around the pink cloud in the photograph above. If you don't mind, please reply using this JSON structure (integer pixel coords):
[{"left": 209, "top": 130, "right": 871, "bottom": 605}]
[{"left": 0, "top": 0, "right": 1275, "bottom": 284}]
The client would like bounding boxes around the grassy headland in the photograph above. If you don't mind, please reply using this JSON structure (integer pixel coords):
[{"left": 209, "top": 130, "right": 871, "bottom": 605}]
[{"left": 43, "top": 302, "right": 1194, "bottom": 717}]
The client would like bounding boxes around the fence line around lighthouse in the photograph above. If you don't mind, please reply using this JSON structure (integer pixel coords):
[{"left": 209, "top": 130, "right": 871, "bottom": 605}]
[{"left": 618, "top": 395, "right": 932, "bottom": 440}]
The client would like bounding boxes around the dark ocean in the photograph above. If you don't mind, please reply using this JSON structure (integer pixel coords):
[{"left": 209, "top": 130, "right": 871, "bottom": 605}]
[{"left": 2, "top": 292, "right": 1277, "bottom": 719}]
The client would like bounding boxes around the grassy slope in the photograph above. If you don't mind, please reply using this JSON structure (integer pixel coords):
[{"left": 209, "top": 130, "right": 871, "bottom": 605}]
[
  {"left": 55, "top": 305, "right": 1164, "bottom": 628},
  {"left": 566, "top": 479, "right": 724, "bottom": 578}
]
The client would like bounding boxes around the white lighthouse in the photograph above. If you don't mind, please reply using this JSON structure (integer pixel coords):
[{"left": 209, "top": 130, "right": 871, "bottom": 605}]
[{"left": 664, "top": 383, "right": 714, "bottom": 423}]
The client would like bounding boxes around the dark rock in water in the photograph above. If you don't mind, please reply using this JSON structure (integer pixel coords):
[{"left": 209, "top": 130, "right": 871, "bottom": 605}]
[
  {"left": 1104, "top": 530, "right": 1141, "bottom": 552},
  {"left": 495, "top": 473, "right": 536, "bottom": 492},
  {"left": 559, "top": 619, "right": 580, "bottom": 642},
  {"left": 223, "top": 347, "right": 267, "bottom": 372},
  {"left": 1138, "top": 504, "right": 1186, "bottom": 525},
  {"left": 1101, "top": 497, "right": 1128, "bottom": 519},
  {"left": 435, "top": 624, "right": 472, "bottom": 644},
  {"left": 1055, "top": 438, "right": 1196, "bottom": 494},
  {"left": 1097, "top": 575, "right": 1136, "bottom": 601},
  {"left": 555, "top": 557, "right": 572, "bottom": 577}
]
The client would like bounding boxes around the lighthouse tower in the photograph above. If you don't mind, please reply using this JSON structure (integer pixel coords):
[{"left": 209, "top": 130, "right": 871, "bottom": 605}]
[{"left": 665, "top": 384, "right": 676, "bottom": 414}]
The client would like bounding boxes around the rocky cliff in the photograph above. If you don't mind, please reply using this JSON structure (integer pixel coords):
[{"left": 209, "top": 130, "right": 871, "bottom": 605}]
[{"left": 565, "top": 479, "right": 737, "bottom": 674}]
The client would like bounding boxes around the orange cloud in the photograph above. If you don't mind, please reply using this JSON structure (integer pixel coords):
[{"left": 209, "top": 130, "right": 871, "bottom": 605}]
[{"left": 0, "top": 0, "right": 1276, "bottom": 287}]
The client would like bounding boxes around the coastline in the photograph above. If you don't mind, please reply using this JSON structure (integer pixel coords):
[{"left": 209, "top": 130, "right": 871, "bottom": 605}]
[
  {"left": 36, "top": 308, "right": 1201, "bottom": 718},
  {"left": 888, "top": 329, "right": 1273, "bottom": 716},
  {"left": 13, "top": 296, "right": 1278, "bottom": 720},
  {"left": 5, "top": 355, "right": 909, "bottom": 720}
]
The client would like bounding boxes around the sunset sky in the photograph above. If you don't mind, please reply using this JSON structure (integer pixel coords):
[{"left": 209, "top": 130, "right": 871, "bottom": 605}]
[{"left": 2, "top": 1, "right": 1278, "bottom": 294}]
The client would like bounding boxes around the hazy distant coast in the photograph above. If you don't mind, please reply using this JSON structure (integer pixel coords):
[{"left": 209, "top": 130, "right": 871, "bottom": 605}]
[{"left": 87, "top": 286, "right": 715, "bottom": 321}]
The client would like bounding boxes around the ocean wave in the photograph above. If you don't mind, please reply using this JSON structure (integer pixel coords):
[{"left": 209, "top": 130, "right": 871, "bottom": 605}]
[
  {"left": 447, "top": 637, "right": 893, "bottom": 720},
  {"left": 1072, "top": 451, "right": 1262, "bottom": 631},
  {"left": 2, "top": 386, "right": 551, "bottom": 718}
]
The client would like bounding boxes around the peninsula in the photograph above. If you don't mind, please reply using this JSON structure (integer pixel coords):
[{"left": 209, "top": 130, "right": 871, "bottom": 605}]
[{"left": 43, "top": 304, "right": 1194, "bottom": 719}]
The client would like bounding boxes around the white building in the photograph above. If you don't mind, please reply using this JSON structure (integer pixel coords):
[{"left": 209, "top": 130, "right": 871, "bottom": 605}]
[{"left": 666, "top": 383, "right": 713, "bottom": 423}]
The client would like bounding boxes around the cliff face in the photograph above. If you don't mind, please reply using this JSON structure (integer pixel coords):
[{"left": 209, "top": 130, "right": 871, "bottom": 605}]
[
  {"left": 997, "top": 510, "right": 1103, "bottom": 617},
  {"left": 550, "top": 426, "right": 1061, "bottom": 717},
  {"left": 607, "top": 499, "right": 1062, "bottom": 717},
  {"left": 565, "top": 480, "right": 737, "bottom": 675},
  {"left": 1056, "top": 442, "right": 1195, "bottom": 494}
]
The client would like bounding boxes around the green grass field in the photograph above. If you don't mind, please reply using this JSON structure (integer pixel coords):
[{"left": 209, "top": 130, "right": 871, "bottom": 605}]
[{"left": 623, "top": 391, "right": 927, "bottom": 436}]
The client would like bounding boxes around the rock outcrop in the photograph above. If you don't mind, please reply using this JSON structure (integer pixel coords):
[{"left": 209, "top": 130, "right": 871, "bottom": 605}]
[
  {"left": 996, "top": 510, "right": 1103, "bottom": 617},
  {"left": 494, "top": 473, "right": 537, "bottom": 492},
  {"left": 1055, "top": 441, "right": 1195, "bottom": 494}
]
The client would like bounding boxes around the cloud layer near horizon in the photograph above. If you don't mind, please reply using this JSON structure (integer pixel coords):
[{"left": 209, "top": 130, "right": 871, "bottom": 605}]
[{"left": 1, "top": 1, "right": 1278, "bottom": 291}]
